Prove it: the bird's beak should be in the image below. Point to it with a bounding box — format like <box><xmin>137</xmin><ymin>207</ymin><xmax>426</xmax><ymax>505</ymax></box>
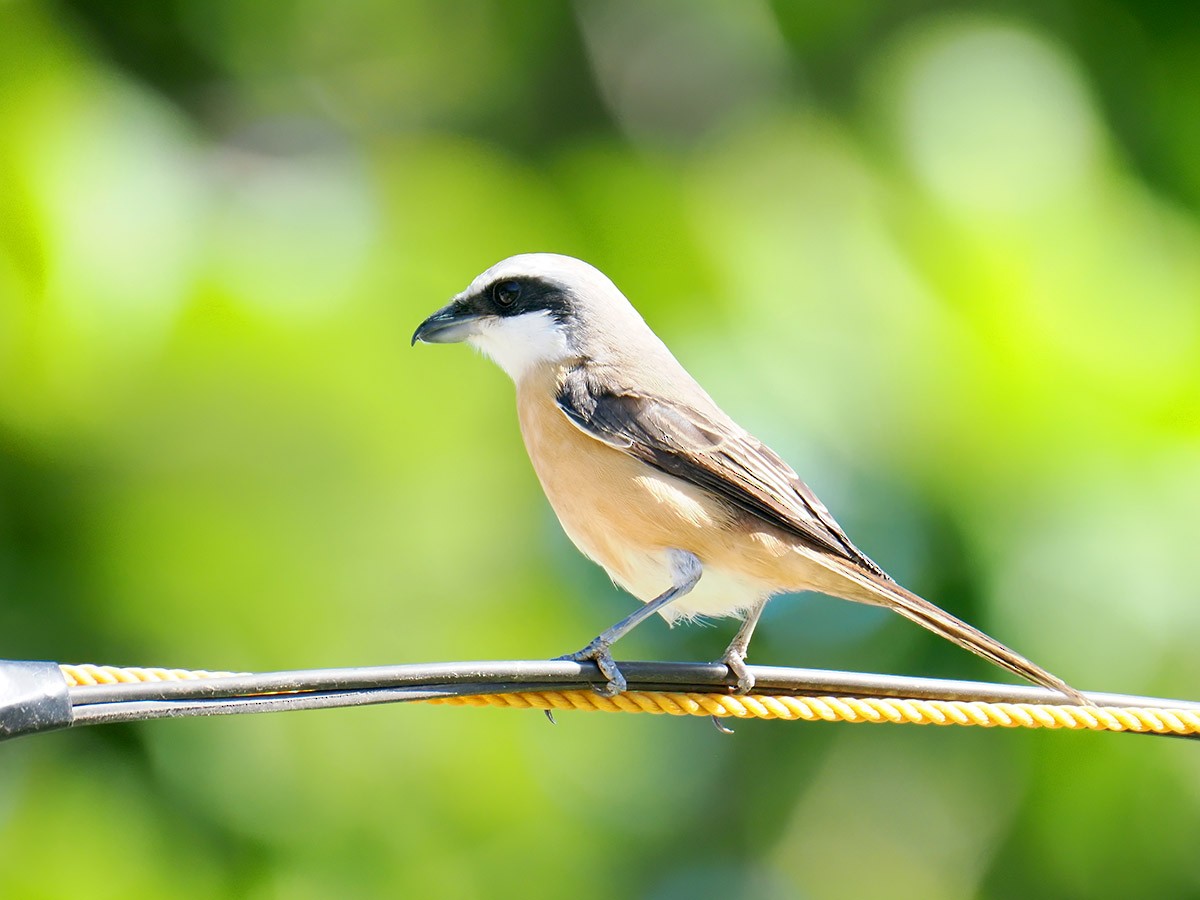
<box><xmin>411</xmin><ymin>300</ymin><xmax>484</xmax><ymax>346</ymax></box>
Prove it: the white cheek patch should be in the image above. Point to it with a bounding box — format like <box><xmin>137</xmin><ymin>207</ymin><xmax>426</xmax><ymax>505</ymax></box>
<box><xmin>468</xmin><ymin>311</ymin><xmax>572</xmax><ymax>381</ymax></box>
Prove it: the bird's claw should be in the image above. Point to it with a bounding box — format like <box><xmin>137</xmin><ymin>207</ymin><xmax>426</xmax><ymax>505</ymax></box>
<box><xmin>558</xmin><ymin>639</ymin><xmax>627</xmax><ymax>696</ymax></box>
<box><xmin>711</xmin><ymin>714</ymin><xmax>735</xmax><ymax>734</ymax></box>
<box><xmin>720</xmin><ymin>648</ymin><xmax>755</xmax><ymax>694</ymax></box>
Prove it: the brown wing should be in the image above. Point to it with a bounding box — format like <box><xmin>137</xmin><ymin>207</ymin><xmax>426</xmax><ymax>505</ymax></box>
<box><xmin>555</xmin><ymin>367</ymin><xmax>889</xmax><ymax>578</ymax></box>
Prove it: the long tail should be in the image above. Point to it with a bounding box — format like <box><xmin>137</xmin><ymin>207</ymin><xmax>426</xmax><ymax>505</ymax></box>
<box><xmin>825</xmin><ymin>558</ymin><xmax>1090</xmax><ymax>706</ymax></box>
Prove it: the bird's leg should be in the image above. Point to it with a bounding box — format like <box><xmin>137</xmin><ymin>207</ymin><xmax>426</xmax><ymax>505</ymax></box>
<box><xmin>719</xmin><ymin>599</ymin><xmax>768</xmax><ymax>694</ymax></box>
<box><xmin>559</xmin><ymin>550</ymin><xmax>702</xmax><ymax>697</ymax></box>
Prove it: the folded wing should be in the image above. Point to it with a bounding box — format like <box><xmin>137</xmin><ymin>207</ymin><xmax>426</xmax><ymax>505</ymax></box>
<box><xmin>555</xmin><ymin>366</ymin><xmax>886</xmax><ymax>576</ymax></box>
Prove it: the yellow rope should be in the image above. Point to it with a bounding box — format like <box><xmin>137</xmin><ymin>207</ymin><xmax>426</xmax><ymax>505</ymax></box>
<box><xmin>59</xmin><ymin>664</ymin><xmax>1200</xmax><ymax>736</ymax></box>
<box><xmin>427</xmin><ymin>691</ymin><xmax>1200</xmax><ymax>735</ymax></box>
<box><xmin>60</xmin><ymin>663</ymin><xmax>241</xmax><ymax>686</ymax></box>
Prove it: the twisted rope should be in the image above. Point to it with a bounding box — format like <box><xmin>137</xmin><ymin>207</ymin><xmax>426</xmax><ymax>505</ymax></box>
<box><xmin>427</xmin><ymin>691</ymin><xmax>1200</xmax><ymax>734</ymax></box>
<box><xmin>61</xmin><ymin>663</ymin><xmax>241</xmax><ymax>686</ymax></box>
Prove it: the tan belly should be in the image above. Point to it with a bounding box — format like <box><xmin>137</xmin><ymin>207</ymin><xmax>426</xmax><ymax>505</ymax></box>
<box><xmin>514</xmin><ymin>369</ymin><xmax>850</xmax><ymax>620</ymax></box>
<box><xmin>517</xmin><ymin>373</ymin><xmax>717</xmax><ymax>584</ymax></box>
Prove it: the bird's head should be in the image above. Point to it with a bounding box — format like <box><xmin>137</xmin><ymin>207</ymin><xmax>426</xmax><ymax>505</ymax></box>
<box><xmin>412</xmin><ymin>253</ymin><xmax>652</xmax><ymax>381</ymax></box>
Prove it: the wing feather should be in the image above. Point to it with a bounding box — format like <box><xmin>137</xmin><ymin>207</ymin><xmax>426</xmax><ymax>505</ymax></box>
<box><xmin>556</xmin><ymin>367</ymin><xmax>887</xmax><ymax>577</ymax></box>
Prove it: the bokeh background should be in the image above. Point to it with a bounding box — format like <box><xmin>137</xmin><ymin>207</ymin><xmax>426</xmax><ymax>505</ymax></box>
<box><xmin>2</xmin><ymin>1</ymin><xmax>1199</xmax><ymax>897</ymax></box>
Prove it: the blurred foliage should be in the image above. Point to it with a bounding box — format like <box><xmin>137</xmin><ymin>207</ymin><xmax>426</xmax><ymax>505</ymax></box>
<box><xmin>1</xmin><ymin>1</ymin><xmax>1199</xmax><ymax>897</ymax></box>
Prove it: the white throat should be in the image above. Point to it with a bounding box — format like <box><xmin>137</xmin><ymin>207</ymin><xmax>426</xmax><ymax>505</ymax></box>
<box><xmin>467</xmin><ymin>311</ymin><xmax>572</xmax><ymax>382</ymax></box>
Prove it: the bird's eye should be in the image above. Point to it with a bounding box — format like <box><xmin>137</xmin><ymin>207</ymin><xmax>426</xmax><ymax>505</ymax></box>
<box><xmin>493</xmin><ymin>280</ymin><xmax>522</xmax><ymax>308</ymax></box>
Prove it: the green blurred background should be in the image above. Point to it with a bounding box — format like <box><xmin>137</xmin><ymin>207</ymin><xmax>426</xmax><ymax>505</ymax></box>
<box><xmin>2</xmin><ymin>1</ymin><xmax>1199</xmax><ymax>897</ymax></box>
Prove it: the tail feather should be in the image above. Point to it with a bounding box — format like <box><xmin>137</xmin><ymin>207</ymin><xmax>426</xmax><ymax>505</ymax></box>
<box><xmin>826</xmin><ymin>559</ymin><xmax>1090</xmax><ymax>706</ymax></box>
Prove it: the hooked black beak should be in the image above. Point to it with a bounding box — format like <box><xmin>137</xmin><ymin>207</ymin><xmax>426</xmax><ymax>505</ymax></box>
<box><xmin>411</xmin><ymin>301</ymin><xmax>484</xmax><ymax>346</ymax></box>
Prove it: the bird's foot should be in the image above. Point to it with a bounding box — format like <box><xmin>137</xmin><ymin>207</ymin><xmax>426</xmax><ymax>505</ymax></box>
<box><xmin>719</xmin><ymin>647</ymin><xmax>755</xmax><ymax>694</ymax></box>
<box><xmin>557</xmin><ymin>638</ymin><xmax>627</xmax><ymax>696</ymax></box>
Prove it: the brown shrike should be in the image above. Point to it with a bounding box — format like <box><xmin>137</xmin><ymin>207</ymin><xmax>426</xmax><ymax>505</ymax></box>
<box><xmin>413</xmin><ymin>253</ymin><xmax>1085</xmax><ymax>704</ymax></box>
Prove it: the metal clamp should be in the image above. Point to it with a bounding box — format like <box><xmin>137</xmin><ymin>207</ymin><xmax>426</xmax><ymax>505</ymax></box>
<box><xmin>0</xmin><ymin>660</ymin><xmax>72</xmax><ymax>741</ymax></box>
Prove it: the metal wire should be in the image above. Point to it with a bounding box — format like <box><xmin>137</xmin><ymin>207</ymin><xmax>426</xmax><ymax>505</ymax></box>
<box><xmin>69</xmin><ymin>685</ymin><xmax>521</xmax><ymax>728</ymax></box>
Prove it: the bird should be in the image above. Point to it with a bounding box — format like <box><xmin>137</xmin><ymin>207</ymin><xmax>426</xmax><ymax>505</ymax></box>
<box><xmin>412</xmin><ymin>253</ymin><xmax>1086</xmax><ymax>704</ymax></box>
